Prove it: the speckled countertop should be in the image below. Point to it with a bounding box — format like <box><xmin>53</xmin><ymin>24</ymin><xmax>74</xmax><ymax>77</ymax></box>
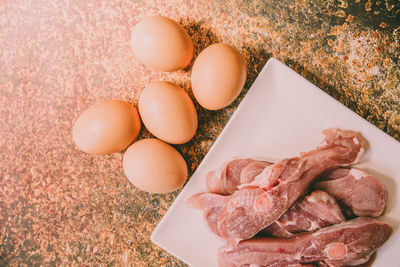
<box><xmin>0</xmin><ymin>0</ymin><xmax>399</xmax><ymax>266</ymax></box>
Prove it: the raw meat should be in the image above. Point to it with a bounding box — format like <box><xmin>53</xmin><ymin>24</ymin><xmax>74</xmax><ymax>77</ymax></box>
<box><xmin>206</xmin><ymin>158</ymin><xmax>256</xmax><ymax>195</ymax></box>
<box><xmin>205</xmin><ymin>158</ymin><xmax>271</xmax><ymax>194</ymax></box>
<box><xmin>240</xmin><ymin>160</ymin><xmax>271</xmax><ymax>184</ymax></box>
<box><xmin>314</xmin><ymin>168</ymin><xmax>387</xmax><ymax>217</ymax></box>
<box><xmin>316</xmin><ymin>253</ymin><xmax>376</xmax><ymax>267</ymax></box>
<box><xmin>270</xmin><ymin>264</ymin><xmax>316</xmax><ymax>267</ymax></box>
<box><xmin>262</xmin><ymin>190</ymin><xmax>345</xmax><ymax>237</ymax></box>
<box><xmin>189</xmin><ymin>190</ymin><xmax>344</xmax><ymax>239</ymax></box>
<box><xmin>187</xmin><ymin>192</ymin><xmax>227</xmax><ymax>237</ymax></box>
<box><xmin>218</xmin><ymin>217</ymin><xmax>392</xmax><ymax>267</ymax></box>
<box><xmin>189</xmin><ymin>129</ymin><xmax>364</xmax><ymax>244</ymax></box>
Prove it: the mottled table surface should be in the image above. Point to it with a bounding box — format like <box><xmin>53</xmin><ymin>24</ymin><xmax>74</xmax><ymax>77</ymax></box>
<box><xmin>1</xmin><ymin>0</ymin><xmax>399</xmax><ymax>266</ymax></box>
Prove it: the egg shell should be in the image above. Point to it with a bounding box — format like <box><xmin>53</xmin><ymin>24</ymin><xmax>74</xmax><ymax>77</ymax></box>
<box><xmin>138</xmin><ymin>81</ymin><xmax>198</xmax><ymax>144</ymax></box>
<box><xmin>72</xmin><ymin>100</ymin><xmax>141</xmax><ymax>154</ymax></box>
<box><xmin>123</xmin><ymin>138</ymin><xmax>188</xmax><ymax>194</ymax></box>
<box><xmin>191</xmin><ymin>43</ymin><xmax>247</xmax><ymax>110</ymax></box>
<box><xmin>131</xmin><ymin>15</ymin><xmax>194</xmax><ymax>72</ymax></box>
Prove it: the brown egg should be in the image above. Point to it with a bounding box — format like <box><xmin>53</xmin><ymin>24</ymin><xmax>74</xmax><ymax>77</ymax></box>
<box><xmin>123</xmin><ymin>138</ymin><xmax>188</xmax><ymax>194</ymax></box>
<box><xmin>72</xmin><ymin>100</ymin><xmax>141</xmax><ymax>154</ymax></box>
<box><xmin>139</xmin><ymin>81</ymin><xmax>197</xmax><ymax>144</ymax></box>
<box><xmin>191</xmin><ymin>43</ymin><xmax>247</xmax><ymax>110</ymax></box>
<box><xmin>131</xmin><ymin>15</ymin><xmax>194</xmax><ymax>72</ymax></box>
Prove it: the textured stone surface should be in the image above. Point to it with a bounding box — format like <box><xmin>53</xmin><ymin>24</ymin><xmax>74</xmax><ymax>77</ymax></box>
<box><xmin>0</xmin><ymin>0</ymin><xmax>399</xmax><ymax>266</ymax></box>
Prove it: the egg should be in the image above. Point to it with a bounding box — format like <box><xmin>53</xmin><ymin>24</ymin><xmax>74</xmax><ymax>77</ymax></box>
<box><xmin>123</xmin><ymin>138</ymin><xmax>187</xmax><ymax>194</ymax></box>
<box><xmin>191</xmin><ymin>43</ymin><xmax>247</xmax><ymax>110</ymax></box>
<box><xmin>131</xmin><ymin>15</ymin><xmax>194</xmax><ymax>72</ymax></box>
<box><xmin>139</xmin><ymin>81</ymin><xmax>197</xmax><ymax>144</ymax></box>
<box><xmin>72</xmin><ymin>100</ymin><xmax>141</xmax><ymax>154</ymax></box>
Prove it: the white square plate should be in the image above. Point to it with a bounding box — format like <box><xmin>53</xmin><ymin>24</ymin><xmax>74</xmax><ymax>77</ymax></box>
<box><xmin>151</xmin><ymin>58</ymin><xmax>400</xmax><ymax>267</ymax></box>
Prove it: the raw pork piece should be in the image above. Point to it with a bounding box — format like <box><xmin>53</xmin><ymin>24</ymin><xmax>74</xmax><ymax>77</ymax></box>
<box><xmin>187</xmin><ymin>192</ymin><xmax>227</xmax><ymax>237</ymax></box>
<box><xmin>269</xmin><ymin>264</ymin><xmax>316</xmax><ymax>267</ymax></box>
<box><xmin>188</xmin><ymin>129</ymin><xmax>364</xmax><ymax>244</ymax></box>
<box><xmin>316</xmin><ymin>253</ymin><xmax>376</xmax><ymax>267</ymax></box>
<box><xmin>188</xmin><ymin>189</ymin><xmax>345</xmax><ymax>239</ymax></box>
<box><xmin>314</xmin><ymin>168</ymin><xmax>387</xmax><ymax>217</ymax></box>
<box><xmin>218</xmin><ymin>217</ymin><xmax>392</xmax><ymax>267</ymax></box>
<box><xmin>206</xmin><ymin>158</ymin><xmax>256</xmax><ymax>195</ymax></box>
<box><xmin>261</xmin><ymin>190</ymin><xmax>345</xmax><ymax>237</ymax></box>
<box><xmin>206</xmin><ymin>158</ymin><xmax>271</xmax><ymax>194</ymax></box>
<box><xmin>240</xmin><ymin>160</ymin><xmax>272</xmax><ymax>184</ymax></box>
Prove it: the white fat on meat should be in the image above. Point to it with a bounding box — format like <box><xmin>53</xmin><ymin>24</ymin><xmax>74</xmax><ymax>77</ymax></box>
<box><xmin>306</xmin><ymin>190</ymin><xmax>332</xmax><ymax>203</ymax></box>
<box><xmin>348</xmin><ymin>168</ymin><xmax>366</xmax><ymax>180</ymax></box>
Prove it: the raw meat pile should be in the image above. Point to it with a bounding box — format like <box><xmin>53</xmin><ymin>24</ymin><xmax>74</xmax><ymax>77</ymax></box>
<box><xmin>187</xmin><ymin>129</ymin><xmax>392</xmax><ymax>267</ymax></box>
